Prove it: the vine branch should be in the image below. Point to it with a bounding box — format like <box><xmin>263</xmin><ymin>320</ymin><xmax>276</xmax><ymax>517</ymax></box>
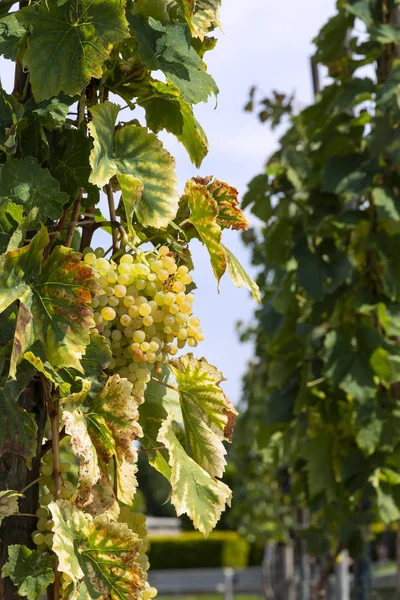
<box><xmin>106</xmin><ymin>182</ymin><xmax>119</xmax><ymax>255</ymax></box>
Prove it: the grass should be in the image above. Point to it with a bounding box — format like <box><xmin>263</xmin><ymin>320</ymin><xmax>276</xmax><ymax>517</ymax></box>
<box><xmin>373</xmin><ymin>561</ymin><xmax>396</xmax><ymax>576</ymax></box>
<box><xmin>158</xmin><ymin>596</ymin><xmax>261</xmax><ymax>600</ymax></box>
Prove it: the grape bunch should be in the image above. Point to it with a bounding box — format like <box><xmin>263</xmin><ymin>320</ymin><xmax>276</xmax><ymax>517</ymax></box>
<box><xmin>32</xmin><ymin>452</ymin><xmax>73</xmax><ymax>551</ymax></box>
<box><xmin>84</xmin><ymin>246</ymin><xmax>204</xmax><ymax>398</ymax></box>
<box><xmin>118</xmin><ymin>507</ymin><xmax>157</xmax><ymax>600</ymax></box>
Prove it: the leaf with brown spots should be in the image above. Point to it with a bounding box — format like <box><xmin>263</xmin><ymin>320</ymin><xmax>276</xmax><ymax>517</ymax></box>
<box><xmin>49</xmin><ymin>500</ymin><xmax>146</xmax><ymax>600</ymax></box>
<box><xmin>0</xmin><ymin>226</ymin><xmax>99</xmax><ymax>377</ymax></box>
<box><xmin>86</xmin><ymin>376</ymin><xmax>143</xmax><ymax>506</ymax></box>
<box><xmin>62</xmin><ymin>376</ymin><xmax>142</xmax><ymax>509</ymax></box>
<box><xmin>170</xmin><ymin>353</ymin><xmax>238</xmax><ymax>479</ymax></box>
<box><xmin>194</xmin><ymin>176</ymin><xmax>250</xmax><ymax>231</ymax></box>
<box><xmin>185</xmin><ymin>178</ymin><xmax>227</xmax><ymax>282</ymax></box>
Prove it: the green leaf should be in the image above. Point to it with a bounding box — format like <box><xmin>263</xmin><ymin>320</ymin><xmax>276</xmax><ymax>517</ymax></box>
<box><xmin>313</xmin><ymin>10</ymin><xmax>354</xmax><ymax>64</ymax></box>
<box><xmin>24</xmin><ymin>348</ymin><xmax>71</xmax><ymax>397</ymax></box>
<box><xmin>49</xmin><ymin>127</ymin><xmax>98</xmax><ymax>203</ymax></box>
<box><xmin>89</xmin><ymin>101</ymin><xmax>179</xmax><ymax>228</ymax></box>
<box><xmin>0</xmin><ymin>157</ymin><xmax>69</xmax><ymax>224</ymax></box>
<box><xmin>0</xmin><ymin>201</ymin><xmax>24</xmax><ymax>253</ymax></box>
<box><xmin>0</xmin><ymin>362</ymin><xmax>38</xmax><ymax>466</ymax></box>
<box><xmin>170</xmin><ymin>354</ymin><xmax>237</xmax><ymax>478</ymax></box>
<box><xmin>223</xmin><ymin>244</ymin><xmax>261</xmax><ymax>303</ymax></box>
<box><xmin>50</xmin><ymin>500</ymin><xmax>146</xmax><ymax>599</ymax></box>
<box><xmin>301</xmin><ymin>434</ymin><xmax>336</xmax><ymax>502</ymax></box>
<box><xmin>0</xmin><ymin>490</ymin><xmax>23</xmax><ymax>525</ymax></box>
<box><xmin>370</xmin><ymin>347</ymin><xmax>392</xmax><ymax>381</ymax></box>
<box><xmin>185</xmin><ymin>178</ymin><xmax>226</xmax><ymax>282</ymax></box>
<box><xmin>377</xmin><ymin>302</ymin><xmax>400</xmax><ymax>337</ymax></box>
<box><xmin>324</xmin><ymin>329</ymin><xmax>376</xmax><ymax>403</ymax></box>
<box><xmin>373</xmin><ymin>187</ymin><xmax>400</xmax><ymax>221</ymax></box>
<box><xmin>17</xmin><ymin>0</ymin><xmax>129</xmax><ymax>101</ymax></box>
<box><xmin>0</xmin><ymin>81</ymin><xmax>23</xmax><ymax>152</ymax></box>
<box><xmin>356</xmin><ymin>419</ymin><xmax>383</xmax><ymax>456</ymax></box>
<box><xmin>139</xmin><ymin>80</ymin><xmax>208</xmax><ymax>167</ymax></box>
<box><xmin>7</xmin><ymin>208</ymin><xmax>40</xmax><ymax>252</ymax></box>
<box><xmin>133</xmin><ymin>0</ymin><xmax>169</xmax><ymax>22</ymax></box>
<box><xmin>32</xmin><ymin>98</ymin><xmax>70</xmax><ymax>131</ymax></box>
<box><xmin>157</xmin><ymin>415</ymin><xmax>232</xmax><ymax>536</ymax></box>
<box><xmin>2</xmin><ymin>546</ymin><xmax>55</xmax><ymax>600</ymax></box>
<box><xmin>0</xmin><ymin>13</ymin><xmax>25</xmax><ymax>60</ymax></box>
<box><xmin>129</xmin><ymin>16</ymin><xmax>218</xmax><ymax>104</ymax></box>
<box><xmin>371</xmin><ymin>24</ymin><xmax>400</xmax><ymax>44</ymax></box>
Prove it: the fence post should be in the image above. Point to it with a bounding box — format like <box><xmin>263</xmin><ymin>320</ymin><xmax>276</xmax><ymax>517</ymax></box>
<box><xmin>224</xmin><ymin>567</ymin><xmax>235</xmax><ymax>600</ymax></box>
<box><xmin>335</xmin><ymin>551</ymin><xmax>350</xmax><ymax>600</ymax></box>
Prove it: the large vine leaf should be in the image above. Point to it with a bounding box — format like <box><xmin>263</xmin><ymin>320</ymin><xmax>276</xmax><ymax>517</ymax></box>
<box><xmin>0</xmin><ymin>361</ymin><xmax>38</xmax><ymax>466</ymax></box>
<box><xmin>139</xmin><ymin>80</ymin><xmax>209</xmax><ymax>167</ymax></box>
<box><xmin>157</xmin><ymin>416</ymin><xmax>232</xmax><ymax>536</ymax></box>
<box><xmin>86</xmin><ymin>375</ymin><xmax>142</xmax><ymax>505</ymax></box>
<box><xmin>2</xmin><ymin>546</ymin><xmax>55</xmax><ymax>600</ymax></box>
<box><xmin>0</xmin><ymin>490</ymin><xmax>23</xmax><ymax>525</ymax></box>
<box><xmin>89</xmin><ymin>101</ymin><xmax>179</xmax><ymax>228</ymax></box>
<box><xmin>17</xmin><ymin>0</ymin><xmax>130</xmax><ymax>102</ymax></box>
<box><xmin>50</xmin><ymin>500</ymin><xmax>145</xmax><ymax>599</ymax></box>
<box><xmin>0</xmin><ymin>157</ymin><xmax>69</xmax><ymax>224</ymax></box>
<box><xmin>223</xmin><ymin>244</ymin><xmax>261</xmax><ymax>303</ymax></box>
<box><xmin>0</xmin><ymin>227</ymin><xmax>98</xmax><ymax>377</ymax></box>
<box><xmin>170</xmin><ymin>354</ymin><xmax>237</xmax><ymax>478</ymax></box>
<box><xmin>129</xmin><ymin>16</ymin><xmax>218</xmax><ymax>104</ymax></box>
<box><xmin>49</xmin><ymin>127</ymin><xmax>99</xmax><ymax>203</ymax></box>
<box><xmin>62</xmin><ymin>376</ymin><xmax>142</xmax><ymax>507</ymax></box>
<box><xmin>185</xmin><ymin>178</ymin><xmax>227</xmax><ymax>282</ymax></box>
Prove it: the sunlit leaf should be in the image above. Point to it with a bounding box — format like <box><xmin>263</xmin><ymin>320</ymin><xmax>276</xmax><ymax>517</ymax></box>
<box><xmin>158</xmin><ymin>416</ymin><xmax>232</xmax><ymax>536</ymax></box>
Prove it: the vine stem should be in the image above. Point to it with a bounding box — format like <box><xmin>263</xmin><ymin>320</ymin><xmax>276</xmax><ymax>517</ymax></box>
<box><xmin>106</xmin><ymin>182</ymin><xmax>119</xmax><ymax>255</ymax></box>
<box><xmin>150</xmin><ymin>376</ymin><xmax>178</xmax><ymax>392</ymax></box>
<box><xmin>64</xmin><ymin>190</ymin><xmax>82</xmax><ymax>248</ymax></box>
<box><xmin>40</xmin><ymin>375</ymin><xmax>62</xmax><ymax>600</ymax></box>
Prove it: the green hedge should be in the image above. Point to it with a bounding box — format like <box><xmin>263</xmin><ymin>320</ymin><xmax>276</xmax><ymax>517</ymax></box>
<box><xmin>148</xmin><ymin>531</ymin><xmax>249</xmax><ymax>569</ymax></box>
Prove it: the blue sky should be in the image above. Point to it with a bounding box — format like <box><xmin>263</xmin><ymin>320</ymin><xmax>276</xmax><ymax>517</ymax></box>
<box><xmin>0</xmin><ymin>0</ymin><xmax>335</xmax><ymax>404</ymax></box>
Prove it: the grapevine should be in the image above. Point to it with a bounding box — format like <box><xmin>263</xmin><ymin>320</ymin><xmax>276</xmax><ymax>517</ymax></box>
<box><xmin>0</xmin><ymin>0</ymin><xmax>259</xmax><ymax>598</ymax></box>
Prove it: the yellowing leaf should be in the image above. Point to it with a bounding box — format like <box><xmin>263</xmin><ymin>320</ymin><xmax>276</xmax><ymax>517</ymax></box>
<box><xmin>222</xmin><ymin>244</ymin><xmax>261</xmax><ymax>303</ymax></box>
<box><xmin>63</xmin><ymin>376</ymin><xmax>142</xmax><ymax>508</ymax></box>
<box><xmin>88</xmin><ymin>101</ymin><xmax>179</xmax><ymax>228</ymax></box>
<box><xmin>194</xmin><ymin>176</ymin><xmax>250</xmax><ymax>231</ymax></box>
<box><xmin>50</xmin><ymin>500</ymin><xmax>146</xmax><ymax>600</ymax></box>
<box><xmin>157</xmin><ymin>416</ymin><xmax>232</xmax><ymax>536</ymax></box>
<box><xmin>0</xmin><ymin>490</ymin><xmax>23</xmax><ymax>525</ymax></box>
<box><xmin>170</xmin><ymin>354</ymin><xmax>237</xmax><ymax>478</ymax></box>
<box><xmin>185</xmin><ymin>178</ymin><xmax>227</xmax><ymax>282</ymax></box>
<box><xmin>192</xmin><ymin>0</ymin><xmax>222</xmax><ymax>39</ymax></box>
<box><xmin>87</xmin><ymin>376</ymin><xmax>143</xmax><ymax>505</ymax></box>
<box><xmin>62</xmin><ymin>390</ymin><xmax>101</xmax><ymax>507</ymax></box>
